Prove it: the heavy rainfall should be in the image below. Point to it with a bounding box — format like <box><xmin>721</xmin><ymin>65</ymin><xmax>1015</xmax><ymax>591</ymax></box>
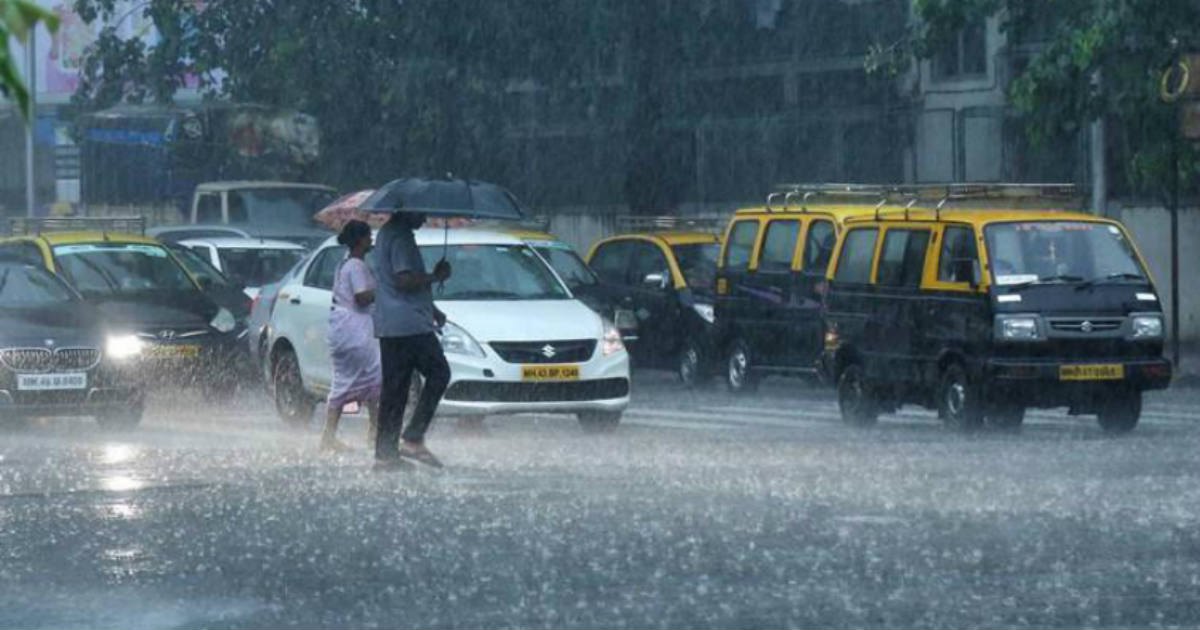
<box><xmin>1</xmin><ymin>1</ymin><xmax>1200</xmax><ymax>628</ymax></box>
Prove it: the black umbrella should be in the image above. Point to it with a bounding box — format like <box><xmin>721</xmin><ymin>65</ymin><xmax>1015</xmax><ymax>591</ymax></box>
<box><xmin>357</xmin><ymin>176</ymin><xmax>525</xmax><ymax>221</ymax></box>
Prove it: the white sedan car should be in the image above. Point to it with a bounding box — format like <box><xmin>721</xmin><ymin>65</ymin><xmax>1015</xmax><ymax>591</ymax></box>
<box><xmin>178</xmin><ymin>237</ymin><xmax>308</xmax><ymax>299</ymax></box>
<box><xmin>264</xmin><ymin>228</ymin><xmax>630</xmax><ymax>430</ymax></box>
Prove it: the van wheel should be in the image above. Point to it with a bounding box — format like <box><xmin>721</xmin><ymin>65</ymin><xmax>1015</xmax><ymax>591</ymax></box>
<box><xmin>939</xmin><ymin>362</ymin><xmax>983</xmax><ymax>431</ymax></box>
<box><xmin>274</xmin><ymin>349</ymin><xmax>315</xmax><ymax>427</ymax></box>
<box><xmin>837</xmin><ymin>363</ymin><xmax>878</xmax><ymax>427</ymax></box>
<box><xmin>578</xmin><ymin>411</ymin><xmax>622</xmax><ymax>432</ymax></box>
<box><xmin>678</xmin><ymin>340</ymin><xmax>710</xmax><ymax>388</ymax></box>
<box><xmin>987</xmin><ymin>404</ymin><xmax>1025</xmax><ymax>430</ymax></box>
<box><xmin>1097</xmin><ymin>390</ymin><xmax>1141</xmax><ymax>434</ymax></box>
<box><xmin>725</xmin><ymin>339</ymin><xmax>760</xmax><ymax>394</ymax></box>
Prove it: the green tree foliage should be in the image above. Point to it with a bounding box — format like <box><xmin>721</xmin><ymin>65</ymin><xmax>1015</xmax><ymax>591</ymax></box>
<box><xmin>1</xmin><ymin>0</ymin><xmax>58</xmax><ymax>118</ymax></box>
<box><xmin>910</xmin><ymin>0</ymin><xmax>1200</xmax><ymax>200</ymax></box>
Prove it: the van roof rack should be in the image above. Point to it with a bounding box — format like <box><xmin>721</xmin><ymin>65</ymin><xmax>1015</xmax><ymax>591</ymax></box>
<box><xmin>771</xmin><ymin>182</ymin><xmax>1082</xmax><ymax>216</ymax></box>
<box><xmin>614</xmin><ymin>215</ymin><xmax>727</xmax><ymax>233</ymax></box>
<box><xmin>6</xmin><ymin>216</ymin><xmax>147</xmax><ymax>237</ymax></box>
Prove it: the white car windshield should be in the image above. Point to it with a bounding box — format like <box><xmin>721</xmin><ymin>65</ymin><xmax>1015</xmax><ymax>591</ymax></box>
<box><xmin>419</xmin><ymin>244</ymin><xmax>570</xmax><ymax>301</ymax></box>
<box><xmin>984</xmin><ymin>221</ymin><xmax>1147</xmax><ymax>287</ymax></box>
<box><xmin>53</xmin><ymin>243</ymin><xmax>196</xmax><ymax>297</ymax></box>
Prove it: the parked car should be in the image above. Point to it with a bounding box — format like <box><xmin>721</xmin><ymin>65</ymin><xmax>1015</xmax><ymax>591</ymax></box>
<box><xmin>189</xmin><ymin>181</ymin><xmax>337</xmax><ymax>247</ymax></box>
<box><xmin>0</xmin><ymin>259</ymin><xmax>145</xmax><ymax>427</ymax></box>
<box><xmin>264</xmin><ymin>228</ymin><xmax>630</xmax><ymax>429</ymax></box>
<box><xmin>586</xmin><ymin>224</ymin><xmax>720</xmax><ymax>386</ymax></box>
<box><xmin>508</xmin><ymin>228</ymin><xmax>637</xmax><ymax>342</ymax></box>
<box><xmin>178</xmin><ymin>237</ymin><xmax>307</xmax><ymax>298</ymax></box>
<box><xmin>822</xmin><ymin>184</ymin><xmax>1172</xmax><ymax>433</ymax></box>
<box><xmin>712</xmin><ymin>192</ymin><xmax>876</xmax><ymax>393</ymax></box>
<box><xmin>0</xmin><ymin>219</ymin><xmax>248</xmax><ymax>397</ymax></box>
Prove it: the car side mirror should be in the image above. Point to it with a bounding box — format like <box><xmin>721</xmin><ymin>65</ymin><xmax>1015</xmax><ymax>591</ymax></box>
<box><xmin>643</xmin><ymin>272</ymin><xmax>669</xmax><ymax>290</ymax></box>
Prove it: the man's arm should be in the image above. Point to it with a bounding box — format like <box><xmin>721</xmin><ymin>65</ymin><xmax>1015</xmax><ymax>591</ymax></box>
<box><xmin>394</xmin><ymin>258</ymin><xmax>450</xmax><ymax>292</ymax></box>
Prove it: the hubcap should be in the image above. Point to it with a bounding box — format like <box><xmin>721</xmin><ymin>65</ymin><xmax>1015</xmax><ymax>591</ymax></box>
<box><xmin>681</xmin><ymin>347</ymin><xmax>698</xmax><ymax>382</ymax></box>
<box><xmin>729</xmin><ymin>349</ymin><xmax>747</xmax><ymax>388</ymax></box>
<box><xmin>946</xmin><ymin>381</ymin><xmax>966</xmax><ymax>416</ymax></box>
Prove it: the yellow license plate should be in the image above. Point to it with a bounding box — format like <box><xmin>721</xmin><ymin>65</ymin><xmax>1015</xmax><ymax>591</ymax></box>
<box><xmin>1059</xmin><ymin>363</ymin><xmax>1125</xmax><ymax>381</ymax></box>
<box><xmin>521</xmin><ymin>364</ymin><xmax>580</xmax><ymax>381</ymax></box>
<box><xmin>145</xmin><ymin>344</ymin><xmax>201</xmax><ymax>359</ymax></box>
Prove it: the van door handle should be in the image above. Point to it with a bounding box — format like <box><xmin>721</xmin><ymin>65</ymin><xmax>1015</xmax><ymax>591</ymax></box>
<box><xmin>290</xmin><ymin>296</ymin><xmax>302</xmax><ymax>305</ymax></box>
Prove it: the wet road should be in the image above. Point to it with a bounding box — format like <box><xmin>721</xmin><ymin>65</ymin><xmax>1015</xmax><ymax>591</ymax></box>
<box><xmin>4</xmin><ymin>375</ymin><xmax>1200</xmax><ymax>629</ymax></box>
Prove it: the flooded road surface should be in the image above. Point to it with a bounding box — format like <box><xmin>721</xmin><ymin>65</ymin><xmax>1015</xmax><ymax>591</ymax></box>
<box><xmin>3</xmin><ymin>376</ymin><xmax>1200</xmax><ymax>629</ymax></box>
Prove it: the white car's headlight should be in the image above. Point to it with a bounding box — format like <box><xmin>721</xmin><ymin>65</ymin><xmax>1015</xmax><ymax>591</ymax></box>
<box><xmin>440</xmin><ymin>321</ymin><xmax>485</xmax><ymax>357</ymax></box>
<box><xmin>997</xmin><ymin>315</ymin><xmax>1041</xmax><ymax>341</ymax></box>
<box><xmin>1131</xmin><ymin>315</ymin><xmax>1164</xmax><ymax>339</ymax></box>
<box><xmin>210</xmin><ymin>307</ymin><xmax>236</xmax><ymax>333</ymax></box>
<box><xmin>106</xmin><ymin>334</ymin><xmax>144</xmax><ymax>360</ymax></box>
<box><xmin>692</xmin><ymin>303</ymin><xmax>715</xmax><ymax>325</ymax></box>
<box><xmin>601</xmin><ymin>318</ymin><xmax>625</xmax><ymax>356</ymax></box>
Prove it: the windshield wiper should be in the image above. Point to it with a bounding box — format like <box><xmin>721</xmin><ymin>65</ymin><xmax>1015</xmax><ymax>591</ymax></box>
<box><xmin>1008</xmin><ymin>274</ymin><xmax>1085</xmax><ymax>290</ymax></box>
<box><xmin>1075</xmin><ymin>272</ymin><xmax>1147</xmax><ymax>291</ymax></box>
<box><xmin>445</xmin><ymin>289</ymin><xmax>523</xmax><ymax>300</ymax></box>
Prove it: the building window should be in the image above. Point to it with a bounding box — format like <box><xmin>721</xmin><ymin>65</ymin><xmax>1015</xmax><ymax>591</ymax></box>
<box><xmin>932</xmin><ymin>20</ymin><xmax>987</xmax><ymax>81</ymax></box>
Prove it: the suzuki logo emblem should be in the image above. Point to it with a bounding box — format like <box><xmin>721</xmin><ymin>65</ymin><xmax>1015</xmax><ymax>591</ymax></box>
<box><xmin>1081</xmin><ymin>321</ymin><xmax>1094</xmax><ymax>333</ymax></box>
<box><xmin>541</xmin><ymin>344</ymin><xmax>557</xmax><ymax>358</ymax></box>
<box><xmin>158</xmin><ymin>330</ymin><xmax>177</xmax><ymax>340</ymax></box>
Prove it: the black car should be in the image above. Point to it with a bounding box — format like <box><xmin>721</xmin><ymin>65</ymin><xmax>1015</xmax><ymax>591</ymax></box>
<box><xmin>0</xmin><ymin>261</ymin><xmax>144</xmax><ymax>427</ymax></box>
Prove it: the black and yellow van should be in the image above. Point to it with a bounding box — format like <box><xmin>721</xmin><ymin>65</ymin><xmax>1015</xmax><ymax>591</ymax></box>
<box><xmin>712</xmin><ymin>188</ymin><xmax>877</xmax><ymax>392</ymax></box>
<box><xmin>821</xmin><ymin>185</ymin><xmax>1172</xmax><ymax>433</ymax></box>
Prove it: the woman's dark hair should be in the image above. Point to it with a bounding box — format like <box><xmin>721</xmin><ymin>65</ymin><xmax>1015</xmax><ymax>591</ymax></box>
<box><xmin>337</xmin><ymin>219</ymin><xmax>372</xmax><ymax>246</ymax></box>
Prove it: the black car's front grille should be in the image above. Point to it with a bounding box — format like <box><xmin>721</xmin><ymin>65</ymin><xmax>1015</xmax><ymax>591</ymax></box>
<box><xmin>489</xmin><ymin>340</ymin><xmax>597</xmax><ymax>364</ymax></box>
<box><xmin>0</xmin><ymin>347</ymin><xmax>102</xmax><ymax>373</ymax></box>
<box><xmin>445</xmin><ymin>378</ymin><xmax>629</xmax><ymax>403</ymax></box>
<box><xmin>1049</xmin><ymin>318</ymin><xmax>1123</xmax><ymax>333</ymax></box>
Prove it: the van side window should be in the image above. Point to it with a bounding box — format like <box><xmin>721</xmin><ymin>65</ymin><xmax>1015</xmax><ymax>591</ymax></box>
<box><xmin>759</xmin><ymin>220</ymin><xmax>799</xmax><ymax>271</ymax></box>
<box><xmin>590</xmin><ymin>241</ymin><xmax>633</xmax><ymax>285</ymax></box>
<box><xmin>802</xmin><ymin>220</ymin><xmax>836</xmax><ymax>273</ymax></box>
<box><xmin>196</xmin><ymin>194</ymin><xmax>221</xmax><ymax>223</ymax></box>
<box><xmin>724</xmin><ymin>220</ymin><xmax>759</xmax><ymax>272</ymax></box>
<box><xmin>878</xmin><ymin>229</ymin><xmax>931</xmax><ymax>287</ymax></box>
<box><xmin>834</xmin><ymin>228</ymin><xmax>879</xmax><ymax>284</ymax></box>
<box><xmin>938</xmin><ymin>226</ymin><xmax>979</xmax><ymax>284</ymax></box>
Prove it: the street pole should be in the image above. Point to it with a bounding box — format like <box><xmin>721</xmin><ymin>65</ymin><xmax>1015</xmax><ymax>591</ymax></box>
<box><xmin>24</xmin><ymin>33</ymin><xmax>36</xmax><ymax>218</ymax></box>
<box><xmin>1170</xmin><ymin>139</ymin><xmax>1181</xmax><ymax>370</ymax></box>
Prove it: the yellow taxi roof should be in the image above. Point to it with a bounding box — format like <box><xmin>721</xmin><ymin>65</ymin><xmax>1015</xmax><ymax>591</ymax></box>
<box><xmin>842</xmin><ymin>207</ymin><xmax>1108</xmax><ymax>227</ymax></box>
<box><xmin>16</xmin><ymin>231</ymin><xmax>163</xmax><ymax>246</ymax></box>
<box><xmin>733</xmin><ymin>203</ymin><xmax>883</xmax><ymax>224</ymax></box>
<box><xmin>646</xmin><ymin>231</ymin><xmax>720</xmax><ymax>245</ymax></box>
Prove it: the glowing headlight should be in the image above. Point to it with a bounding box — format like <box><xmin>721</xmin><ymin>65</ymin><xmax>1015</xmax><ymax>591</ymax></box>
<box><xmin>439</xmin><ymin>321</ymin><xmax>485</xmax><ymax>357</ymax></box>
<box><xmin>1131</xmin><ymin>315</ymin><xmax>1164</xmax><ymax>339</ymax></box>
<box><xmin>692</xmin><ymin>303</ymin><xmax>715</xmax><ymax>325</ymax></box>
<box><xmin>106</xmin><ymin>334</ymin><xmax>144</xmax><ymax>360</ymax></box>
<box><xmin>210</xmin><ymin>307</ymin><xmax>236</xmax><ymax>334</ymax></box>
<box><xmin>602</xmin><ymin>318</ymin><xmax>625</xmax><ymax>356</ymax></box>
<box><xmin>997</xmin><ymin>315</ymin><xmax>1040</xmax><ymax>341</ymax></box>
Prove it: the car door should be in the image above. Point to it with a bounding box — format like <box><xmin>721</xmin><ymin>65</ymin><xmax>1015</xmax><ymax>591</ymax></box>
<box><xmin>588</xmin><ymin>238</ymin><xmax>636</xmax><ymax>312</ymax></box>
<box><xmin>715</xmin><ymin>218</ymin><xmax>762</xmax><ymax>350</ymax></box>
<box><xmin>276</xmin><ymin>245</ymin><xmax>343</xmax><ymax>391</ymax></box>
<box><xmin>872</xmin><ymin>227</ymin><xmax>932</xmax><ymax>382</ymax></box>
<box><xmin>750</xmin><ymin>217</ymin><xmax>800</xmax><ymax>366</ymax></box>
<box><xmin>829</xmin><ymin>227</ymin><xmax>881</xmax><ymax>374</ymax></box>
<box><xmin>624</xmin><ymin>240</ymin><xmax>677</xmax><ymax>364</ymax></box>
<box><xmin>793</xmin><ymin>218</ymin><xmax>837</xmax><ymax>366</ymax></box>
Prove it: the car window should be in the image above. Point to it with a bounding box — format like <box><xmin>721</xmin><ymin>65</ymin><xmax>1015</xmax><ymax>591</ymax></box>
<box><xmin>672</xmin><ymin>242</ymin><xmax>719</xmax><ymax>291</ymax></box>
<box><xmin>724</xmin><ymin>220</ymin><xmax>759</xmax><ymax>272</ymax></box>
<box><xmin>834</xmin><ymin>228</ymin><xmax>879</xmax><ymax>284</ymax></box>
<box><xmin>0</xmin><ymin>263</ymin><xmax>77</xmax><ymax>307</ymax></box>
<box><xmin>219</xmin><ymin>248</ymin><xmax>308</xmax><ymax>288</ymax></box>
<box><xmin>759</xmin><ymin>219</ymin><xmax>799</xmax><ymax>271</ymax></box>
<box><xmin>534</xmin><ymin>246</ymin><xmax>598</xmax><ymax>290</ymax></box>
<box><xmin>304</xmin><ymin>246</ymin><xmax>346</xmax><ymax>290</ymax></box>
<box><xmin>629</xmin><ymin>242</ymin><xmax>670</xmax><ymax>287</ymax></box>
<box><xmin>590</xmin><ymin>241</ymin><xmax>634</xmax><ymax>285</ymax></box>
<box><xmin>877</xmin><ymin>229</ymin><xmax>931</xmax><ymax>287</ymax></box>
<box><xmin>938</xmin><ymin>226</ymin><xmax>979</xmax><ymax>284</ymax></box>
<box><xmin>802</xmin><ymin>220</ymin><xmax>836</xmax><ymax>273</ymax></box>
<box><xmin>172</xmin><ymin>246</ymin><xmax>235</xmax><ymax>289</ymax></box>
<box><xmin>0</xmin><ymin>242</ymin><xmax>45</xmax><ymax>267</ymax></box>
<box><xmin>196</xmin><ymin>193</ymin><xmax>221</xmax><ymax>223</ymax></box>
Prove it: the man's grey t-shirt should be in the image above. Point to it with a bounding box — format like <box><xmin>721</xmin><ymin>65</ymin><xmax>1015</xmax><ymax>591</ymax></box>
<box><xmin>372</xmin><ymin>220</ymin><xmax>436</xmax><ymax>338</ymax></box>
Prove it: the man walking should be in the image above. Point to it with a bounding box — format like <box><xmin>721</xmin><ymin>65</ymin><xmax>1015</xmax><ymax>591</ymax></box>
<box><xmin>372</xmin><ymin>212</ymin><xmax>452</xmax><ymax>468</ymax></box>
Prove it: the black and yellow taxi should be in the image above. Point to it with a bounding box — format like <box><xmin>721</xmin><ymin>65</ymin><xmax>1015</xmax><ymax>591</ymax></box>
<box><xmin>713</xmin><ymin>189</ymin><xmax>877</xmax><ymax>392</ymax></box>
<box><xmin>586</xmin><ymin>219</ymin><xmax>721</xmax><ymax>385</ymax></box>
<box><xmin>0</xmin><ymin>218</ymin><xmax>248</xmax><ymax>396</ymax></box>
<box><xmin>821</xmin><ymin>185</ymin><xmax>1171</xmax><ymax>433</ymax></box>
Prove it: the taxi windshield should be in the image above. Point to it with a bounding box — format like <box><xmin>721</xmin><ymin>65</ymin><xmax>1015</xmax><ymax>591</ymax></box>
<box><xmin>984</xmin><ymin>221</ymin><xmax>1147</xmax><ymax>288</ymax></box>
<box><xmin>53</xmin><ymin>243</ymin><xmax>197</xmax><ymax>298</ymax></box>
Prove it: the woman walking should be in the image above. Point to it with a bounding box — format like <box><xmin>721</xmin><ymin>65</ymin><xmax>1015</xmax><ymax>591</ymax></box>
<box><xmin>321</xmin><ymin>220</ymin><xmax>381</xmax><ymax>452</ymax></box>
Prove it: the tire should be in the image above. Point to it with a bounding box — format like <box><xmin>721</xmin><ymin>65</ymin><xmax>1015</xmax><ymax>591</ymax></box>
<box><xmin>1097</xmin><ymin>390</ymin><xmax>1141</xmax><ymax>434</ymax></box>
<box><xmin>725</xmin><ymin>339</ymin><xmax>760</xmax><ymax>394</ymax></box>
<box><xmin>938</xmin><ymin>362</ymin><xmax>984</xmax><ymax>431</ymax></box>
<box><xmin>678</xmin><ymin>340</ymin><xmax>711</xmax><ymax>388</ymax></box>
<box><xmin>837</xmin><ymin>363</ymin><xmax>878</xmax><ymax>427</ymax></box>
<box><xmin>273</xmin><ymin>349</ymin><xmax>315</xmax><ymax>427</ymax></box>
<box><xmin>578</xmin><ymin>411</ymin><xmax>622</xmax><ymax>432</ymax></box>
<box><xmin>987</xmin><ymin>404</ymin><xmax>1025</xmax><ymax>430</ymax></box>
<box><xmin>97</xmin><ymin>402</ymin><xmax>144</xmax><ymax>429</ymax></box>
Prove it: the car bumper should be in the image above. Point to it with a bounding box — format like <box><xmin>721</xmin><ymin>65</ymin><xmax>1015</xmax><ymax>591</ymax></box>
<box><xmin>0</xmin><ymin>385</ymin><xmax>142</xmax><ymax>417</ymax></box>
<box><xmin>131</xmin><ymin>330</ymin><xmax>251</xmax><ymax>384</ymax></box>
<box><xmin>985</xmin><ymin>357</ymin><xmax>1173</xmax><ymax>398</ymax></box>
<box><xmin>439</xmin><ymin>349</ymin><xmax>631</xmax><ymax>416</ymax></box>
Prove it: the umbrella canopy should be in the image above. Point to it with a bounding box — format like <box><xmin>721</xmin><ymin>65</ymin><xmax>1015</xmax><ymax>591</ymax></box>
<box><xmin>357</xmin><ymin>177</ymin><xmax>525</xmax><ymax>221</ymax></box>
<box><xmin>313</xmin><ymin>189</ymin><xmax>390</xmax><ymax>231</ymax></box>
